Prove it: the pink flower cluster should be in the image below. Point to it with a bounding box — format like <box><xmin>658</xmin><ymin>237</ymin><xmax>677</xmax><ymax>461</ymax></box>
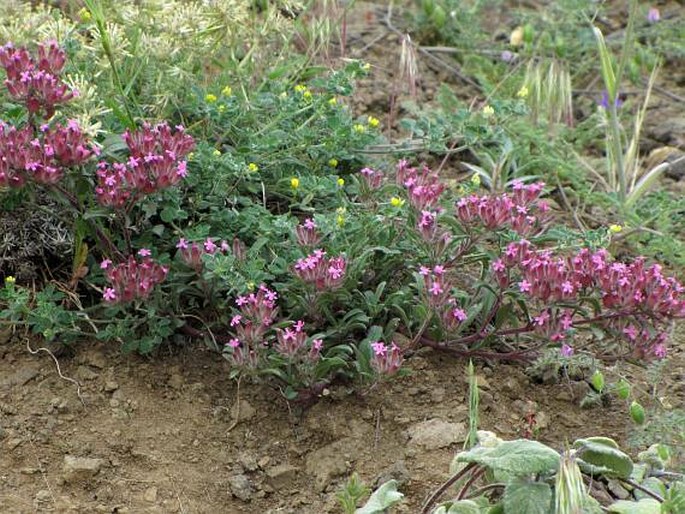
<box><xmin>295</xmin><ymin>218</ymin><xmax>321</xmax><ymax>247</ymax></box>
<box><xmin>101</xmin><ymin>250</ymin><xmax>169</xmax><ymax>303</ymax></box>
<box><xmin>231</xmin><ymin>285</ymin><xmax>279</xmax><ymax>345</ymax></box>
<box><xmin>396</xmin><ymin>160</ymin><xmax>446</xmax><ymax>210</ymax></box>
<box><xmin>359</xmin><ymin>167</ymin><xmax>383</xmax><ymax>190</ymax></box>
<box><xmin>419</xmin><ymin>264</ymin><xmax>469</xmax><ymax>332</ymax></box>
<box><xmin>496</xmin><ymin>240</ymin><xmax>685</xmax><ymax>356</ymax></box>
<box><xmin>176</xmin><ymin>237</ymin><xmax>231</xmax><ymax>272</ymax></box>
<box><xmin>275</xmin><ymin>320</ymin><xmax>323</xmax><ymax>361</ymax></box>
<box><xmin>0</xmin><ymin>120</ymin><xmax>93</xmax><ymax>188</ymax></box>
<box><xmin>456</xmin><ymin>180</ymin><xmax>549</xmax><ymax>235</ymax></box>
<box><xmin>95</xmin><ymin>123</ymin><xmax>194</xmax><ymax>207</ymax></box>
<box><xmin>293</xmin><ymin>249</ymin><xmax>347</xmax><ymax>290</ymax></box>
<box><xmin>0</xmin><ymin>41</ymin><xmax>75</xmax><ymax>118</ymax></box>
<box><xmin>370</xmin><ymin>341</ymin><xmax>403</xmax><ymax>376</ymax></box>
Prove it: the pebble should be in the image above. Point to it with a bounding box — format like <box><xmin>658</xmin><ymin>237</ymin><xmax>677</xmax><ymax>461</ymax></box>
<box><xmin>143</xmin><ymin>486</ymin><xmax>158</xmax><ymax>503</ymax></box>
<box><xmin>228</xmin><ymin>474</ymin><xmax>254</xmax><ymax>501</ymax></box>
<box><xmin>407</xmin><ymin>418</ymin><xmax>467</xmax><ymax>450</ymax></box>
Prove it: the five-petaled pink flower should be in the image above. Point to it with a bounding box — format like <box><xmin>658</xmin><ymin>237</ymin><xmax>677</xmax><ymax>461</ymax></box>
<box><xmin>103</xmin><ymin>287</ymin><xmax>117</xmax><ymax>302</ymax></box>
<box><xmin>137</xmin><ymin>248</ymin><xmax>152</xmax><ymax>257</ymax></box>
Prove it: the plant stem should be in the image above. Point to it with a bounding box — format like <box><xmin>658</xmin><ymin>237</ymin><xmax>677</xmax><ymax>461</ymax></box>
<box><xmin>421</xmin><ymin>462</ymin><xmax>478</xmax><ymax>514</ymax></box>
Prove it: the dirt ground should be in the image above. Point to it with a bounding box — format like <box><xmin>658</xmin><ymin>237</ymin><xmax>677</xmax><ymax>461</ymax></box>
<box><xmin>1</xmin><ymin>2</ymin><xmax>684</xmax><ymax>513</ymax></box>
<box><xmin>2</xmin><ymin>335</ymin><xmax>682</xmax><ymax>514</ymax></box>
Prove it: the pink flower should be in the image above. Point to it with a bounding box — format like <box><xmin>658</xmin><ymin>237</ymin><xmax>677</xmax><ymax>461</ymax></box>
<box><xmin>204</xmin><ymin>238</ymin><xmax>217</xmax><ymax>253</ymax></box>
<box><xmin>230</xmin><ymin>315</ymin><xmax>242</xmax><ymax>327</ymax></box>
<box><xmin>100</xmin><ymin>259</ymin><xmax>112</xmax><ymax>269</ymax></box>
<box><xmin>452</xmin><ymin>308</ymin><xmax>467</xmax><ymax>322</ymax></box>
<box><xmin>560</xmin><ymin>344</ymin><xmax>574</xmax><ymax>357</ymax></box>
<box><xmin>103</xmin><ymin>287</ymin><xmax>117</xmax><ymax>302</ymax></box>
<box><xmin>653</xmin><ymin>343</ymin><xmax>667</xmax><ymax>359</ymax></box>
<box><xmin>519</xmin><ymin>280</ymin><xmax>531</xmax><ymax>293</ymax></box>
<box><xmin>137</xmin><ymin>248</ymin><xmax>152</xmax><ymax>257</ymax></box>
<box><xmin>371</xmin><ymin>341</ymin><xmax>387</xmax><ymax>356</ymax></box>
<box><xmin>176</xmin><ymin>238</ymin><xmax>188</xmax><ymax>249</ymax></box>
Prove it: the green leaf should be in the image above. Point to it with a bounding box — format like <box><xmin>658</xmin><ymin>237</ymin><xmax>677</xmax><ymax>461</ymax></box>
<box><xmin>574</xmin><ymin>439</ymin><xmax>634</xmax><ymax>479</ymax></box>
<box><xmin>456</xmin><ymin>440</ymin><xmax>559</xmax><ymax>475</ymax></box>
<box><xmin>355</xmin><ymin>480</ymin><xmax>404</xmax><ymax>514</ymax></box>
<box><xmin>502</xmin><ymin>480</ymin><xmax>552</xmax><ymax>514</ymax></box>
<box><xmin>607</xmin><ymin>498</ymin><xmax>660</xmax><ymax>514</ymax></box>
<box><xmin>433</xmin><ymin>500</ymin><xmax>486</xmax><ymax>514</ymax></box>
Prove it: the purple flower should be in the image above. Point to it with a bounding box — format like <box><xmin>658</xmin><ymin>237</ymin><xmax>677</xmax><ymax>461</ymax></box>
<box><xmin>501</xmin><ymin>50</ymin><xmax>516</xmax><ymax>63</ymax></box>
<box><xmin>647</xmin><ymin>7</ymin><xmax>660</xmax><ymax>23</ymax></box>
<box><xmin>137</xmin><ymin>248</ymin><xmax>152</xmax><ymax>257</ymax></box>
<box><xmin>560</xmin><ymin>344</ymin><xmax>574</xmax><ymax>357</ymax></box>
<box><xmin>100</xmin><ymin>259</ymin><xmax>112</xmax><ymax>269</ymax></box>
<box><xmin>103</xmin><ymin>287</ymin><xmax>117</xmax><ymax>302</ymax></box>
<box><xmin>598</xmin><ymin>91</ymin><xmax>623</xmax><ymax>109</ymax></box>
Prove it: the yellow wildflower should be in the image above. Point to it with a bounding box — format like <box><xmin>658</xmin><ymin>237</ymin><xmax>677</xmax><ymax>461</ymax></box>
<box><xmin>517</xmin><ymin>86</ymin><xmax>529</xmax><ymax>99</ymax></box>
<box><xmin>294</xmin><ymin>84</ymin><xmax>307</xmax><ymax>93</ymax></box>
<box><xmin>303</xmin><ymin>90</ymin><xmax>313</xmax><ymax>101</ymax></box>
<box><xmin>4</xmin><ymin>276</ymin><xmax>16</xmax><ymax>285</ymax></box>
<box><xmin>290</xmin><ymin>177</ymin><xmax>300</xmax><ymax>189</ymax></box>
<box><xmin>248</xmin><ymin>163</ymin><xmax>259</xmax><ymax>173</ymax></box>
<box><xmin>510</xmin><ymin>26</ymin><xmax>524</xmax><ymax>47</ymax></box>
<box><xmin>218</xmin><ymin>104</ymin><xmax>226</xmax><ymax>113</ymax></box>
<box><xmin>328</xmin><ymin>97</ymin><xmax>337</xmax><ymax>106</ymax></box>
<box><xmin>609</xmin><ymin>224</ymin><xmax>623</xmax><ymax>233</ymax></box>
<box><xmin>213</xmin><ymin>149</ymin><xmax>221</xmax><ymax>157</ymax></box>
<box><xmin>78</xmin><ymin>8</ymin><xmax>92</xmax><ymax>22</ymax></box>
<box><xmin>361</xmin><ymin>62</ymin><xmax>371</xmax><ymax>72</ymax></box>
<box><xmin>222</xmin><ymin>86</ymin><xmax>233</xmax><ymax>97</ymax></box>
<box><xmin>246</xmin><ymin>281</ymin><xmax>255</xmax><ymax>291</ymax></box>
<box><xmin>367</xmin><ymin>116</ymin><xmax>380</xmax><ymax>128</ymax></box>
<box><xmin>329</xmin><ymin>158</ymin><xmax>339</xmax><ymax>168</ymax></box>
<box><xmin>187</xmin><ymin>152</ymin><xmax>195</xmax><ymax>160</ymax></box>
<box><xmin>337</xmin><ymin>177</ymin><xmax>345</xmax><ymax>187</ymax></box>
<box><xmin>471</xmin><ymin>174</ymin><xmax>481</xmax><ymax>186</ymax></box>
<box><xmin>279</xmin><ymin>92</ymin><xmax>288</xmax><ymax>99</ymax></box>
<box><xmin>336</xmin><ymin>207</ymin><xmax>346</xmax><ymax>227</ymax></box>
<box><xmin>390</xmin><ymin>197</ymin><xmax>405</xmax><ymax>207</ymax></box>
<box><xmin>205</xmin><ymin>93</ymin><xmax>217</xmax><ymax>103</ymax></box>
<box><xmin>482</xmin><ymin>105</ymin><xmax>494</xmax><ymax>117</ymax></box>
<box><xmin>353</xmin><ymin>124</ymin><xmax>366</xmax><ymax>134</ymax></box>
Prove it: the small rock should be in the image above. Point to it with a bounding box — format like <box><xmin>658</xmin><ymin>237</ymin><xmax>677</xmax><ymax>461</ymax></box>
<box><xmin>265</xmin><ymin>464</ymin><xmax>300</xmax><ymax>490</ymax></box>
<box><xmin>238</xmin><ymin>453</ymin><xmax>258</xmax><ymax>472</ymax></box>
<box><xmin>143</xmin><ymin>486</ymin><xmax>158</xmax><ymax>503</ymax></box>
<box><xmin>535</xmin><ymin>410</ymin><xmax>549</xmax><ymax>430</ymax></box>
<box><xmin>35</xmin><ymin>490</ymin><xmax>52</xmax><ymax>503</ymax></box>
<box><xmin>104</xmin><ymin>381</ymin><xmax>119</xmax><ymax>393</ymax></box>
<box><xmin>228</xmin><ymin>474</ymin><xmax>254</xmax><ymax>501</ymax></box>
<box><xmin>81</xmin><ymin>348</ymin><xmax>107</xmax><ymax>369</ymax></box>
<box><xmin>305</xmin><ymin>438</ymin><xmax>356</xmax><ymax>492</ymax></box>
<box><xmin>231</xmin><ymin>399</ymin><xmax>256</xmax><ymax>422</ymax></box>
<box><xmin>62</xmin><ymin>455</ymin><xmax>106</xmax><ymax>483</ymax></box>
<box><xmin>76</xmin><ymin>366</ymin><xmax>99</xmax><ymax>381</ymax></box>
<box><xmin>430</xmin><ymin>387</ymin><xmax>446</xmax><ymax>403</ymax></box>
<box><xmin>167</xmin><ymin>373</ymin><xmax>184</xmax><ymax>390</ymax></box>
<box><xmin>21</xmin><ymin>467</ymin><xmax>40</xmax><ymax>475</ymax></box>
<box><xmin>407</xmin><ymin>419</ymin><xmax>467</xmax><ymax>450</ymax></box>
<box><xmin>375</xmin><ymin>460</ymin><xmax>410</xmax><ymax>488</ymax></box>
<box><xmin>7</xmin><ymin>437</ymin><xmax>23</xmax><ymax>450</ymax></box>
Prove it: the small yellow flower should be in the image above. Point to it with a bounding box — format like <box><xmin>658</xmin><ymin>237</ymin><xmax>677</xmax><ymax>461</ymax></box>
<box><xmin>337</xmin><ymin>214</ymin><xmax>345</xmax><ymax>227</ymax></box>
<box><xmin>482</xmin><ymin>105</ymin><xmax>494</xmax><ymax>117</ymax></box>
<box><xmin>302</xmin><ymin>90</ymin><xmax>313</xmax><ymax>101</ymax></box>
<box><xmin>328</xmin><ymin>97</ymin><xmax>337</xmax><ymax>106</ymax></box>
<box><xmin>290</xmin><ymin>177</ymin><xmax>300</xmax><ymax>189</ymax></box>
<box><xmin>353</xmin><ymin>124</ymin><xmax>366</xmax><ymax>134</ymax></box>
<box><xmin>516</xmin><ymin>86</ymin><xmax>529</xmax><ymax>99</ymax></box>
<box><xmin>510</xmin><ymin>26</ymin><xmax>524</xmax><ymax>47</ymax></box>
<box><xmin>78</xmin><ymin>7</ymin><xmax>92</xmax><ymax>22</ymax></box>
<box><xmin>222</xmin><ymin>86</ymin><xmax>233</xmax><ymax>97</ymax></box>
<box><xmin>4</xmin><ymin>276</ymin><xmax>16</xmax><ymax>285</ymax></box>
<box><xmin>390</xmin><ymin>196</ymin><xmax>405</xmax><ymax>207</ymax></box>
<box><xmin>187</xmin><ymin>152</ymin><xmax>195</xmax><ymax>160</ymax></box>
<box><xmin>337</xmin><ymin>177</ymin><xmax>345</xmax><ymax>187</ymax></box>
<box><xmin>329</xmin><ymin>158</ymin><xmax>338</xmax><ymax>168</ymax></box>
<box><xmin>218</xmin><ymin>104</ymin><xmax>226</xmax><ymax>113</ymax></box>
<box><xmin>205</xmin><ymin>93</ymin><xmax>217</xmax><ymax>103</ymax></box>
<box><xmin>361</xmin><ymin>62</ymin><xmax>371</xmax><ymax>72</ymax></box>
<box><xmin>279</xmin><ymin>91</ymin><xmax>288</xmax><ymax>99</ymax></box>
<box><xmin>246</xmin><ymin>281</ymin><xmax>255</xmax><ymax>291</ymax></box>
<box><xmin>367</xmin><ymin>116</ymin><xmax>380</xmax><ymax>128</ymax></box>
<box><xmin>248</xmin><ymin>162</ymin><xmax>259</xmax><ymax>173</ymax></box>
<box><xmin>213</xmin><ymin>149</ymin><xmax>221</xmax><ymax>157</ymax></box>
<box><xmin>609</xmin><ymin>224</ymin><xmax>623</xmax><ymax>233</ymax></box>
<box><xmin>294</xmin><ymin>84</ymin><xmax>307</xmax><ymax>93</ymax></box>
<box><xmin>471</xmin><ymin>174</ymin><xmax>481</xmax><ymax>186</ymax></box>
